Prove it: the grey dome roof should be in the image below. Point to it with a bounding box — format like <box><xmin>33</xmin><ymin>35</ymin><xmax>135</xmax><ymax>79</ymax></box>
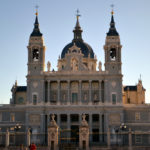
<box><xmin>61</xmin><ymin>41</ymin><xmax>94</xmax><ymax>59</ymax></box>
<box><xmin>61</xmin><ymin>15</ymin><xmax>95</xmax><ymax>59</ymax></box>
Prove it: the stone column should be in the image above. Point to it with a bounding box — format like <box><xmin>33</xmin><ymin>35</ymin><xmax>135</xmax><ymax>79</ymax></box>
<box><xmin>89</xmin><ymin>80</ymin><xmax>92</xmax><ymax>103</ymax></box>
<box><xmin>128</xmin><ymin>128</ymin><xmax>132</xmax><ymax>150</ymax></box>
<box><xmin>99</xmin><ymin>113</ymin><xmax>102</xmax><ymax>142</ymax></box>
<box><xmin>67</xmin><ymin>80</ymin><xmax>70</xmax><ymax>104</ymax></box>
<box><xmin>40</xmin><ymin>114</ymin><xmax>44</xmax><ymax>132</ymax></box>
<box><xmin>67</xmin><ymin>114</ymin><xmax>70</xmax><ymax>140</ymax></box>
<box><xmin>48</xmin><ymin>114</ymin><xmax>59</xmax><ymax>150</ymax></box>
<box><xmin>5</xmin><ymin>129</ymin><xmax>9</xmax><ymax>147</ymax></box>
<box><xmin>57</xmin><ymin>114</ymin><xmax>60</xmax><ymax>127</ymax></box>
<box><xmin>27</xmin><ymin>128</ymin><xmax>31</xmax><ymax>147</ymax></box>
<box><xmin>107</xmin><ymin>127</ymin><xmax>110</xmax><ymax>148</ymax></box>
<box><xmin>42</xmin><ymin>80</ymin><xmax>45</xmax><ymax>103</ymax></box>
<box><xmin>79</xmin><ymin>80</ymin><xmax>82</xmax><ymax>103</ymax></box>
<box><xmin>99</xmin><ymin>80</ymin><xmax>101</xmax><ymax>102</ymax></box>
<box><xmin>48</xmin><ymin>80</ymin><xmax>50</xmax><ymax>102</ymax></box>
<box><xmin>89</xmin><ymin>114</ymin><xmax>92</xmax><ymax>142</ymax></box>
<box><xmin>79</xmin><ymin>114</ymin><xmax>89</xmax><ymax>150</ymax></box>
<box><xmin>57</xmin><ymin>80</ymin><xmax>60</xmax><ymax>103</ymax></box>
<box><xmin>104</xmin><ymin>80</ymin><xmax>108</xmax><ymax>103</ymax></box>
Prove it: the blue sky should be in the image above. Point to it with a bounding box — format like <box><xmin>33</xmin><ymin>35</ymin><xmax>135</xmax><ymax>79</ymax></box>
<box><xmin>0</xmin><ymin>0</ymin><xmax>150</xmax><ymax>103</ymax></box>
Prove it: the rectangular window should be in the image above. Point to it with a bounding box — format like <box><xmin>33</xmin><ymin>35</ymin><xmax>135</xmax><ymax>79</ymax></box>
<box><xmin>33</xmin><ymin>94</ymin><xmax>37</xmax><ymax>105</ymax></box>
<box><xmin>135</xmin><ymin>134</ymin><xmax>142</xmax><ymax>144</ymax></box>
<box><xmin>72</xmin><ymin>93</ymin><xmax>78</xmax><ymax>103</ymax></box>
<box><xmin>92</xmin><ymin>129</ymin><xmax>99</xmax><ymax>142</ymax></box>
<box><xmin>112</xmin><ymin>94</ymin><xmax>116</xmax><ymax>104</ymax></box>
<box><xmin>85</xmin><ymin>114</ymin><xmax>89</xmax><ymax>122</ymax></box>
<box><xmin>10</xmin><ymin>113</ymin><xmax>15</xmax><ymax>122</ymax></box>
<box><xmin>92</xmin><ymin>114</ymin><xmax>99</xmax><ymax>122</ymax></box>
<box><xmin>60</xmin><ymin>114</ymin><xmax>67</xmax><ymax>122</ymax></box>
<box><xmin>70</xmin><ymin>114</ymin><xmax>79</xmax><ymax>122</ymax></box>
<box><xmin>135</xmin><ymin>112</ymin><xmax>140</xmax><ymax>121</ymax></box>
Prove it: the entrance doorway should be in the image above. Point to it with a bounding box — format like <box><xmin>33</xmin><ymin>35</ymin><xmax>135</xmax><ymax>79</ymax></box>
<box><xmin>71</xmin><ymin>125</ymin><xmax>79</xmax><ymax>143</ymax></box>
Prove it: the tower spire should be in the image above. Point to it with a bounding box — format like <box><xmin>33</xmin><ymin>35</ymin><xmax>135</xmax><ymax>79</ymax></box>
<box><xmin>73</xmin><ymin>9</ymin><xmax>83</xmax><ymax>42</ymax></box>
<box><xmin>30</xmin><ymin>6</ymin><xmax>42</xmax><ymax>37</ymax></box>
<box><xmin>107</xmin><ymin>5</ymin><xmax>119</xmax><ymax>36</ymax></box>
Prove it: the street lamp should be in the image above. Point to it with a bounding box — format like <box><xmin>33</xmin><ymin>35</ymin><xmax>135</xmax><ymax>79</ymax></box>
<box><xmin>120</xmin><ymin>123</ymin><xmax>127</xmax><ymax>131</ymax></box>
<box><xmin>14</xmin><ymin>124</ymin><xmax>21</xmax><ymax>132</ymax></box>
<box><xmin>115</xmin><ymin>128</ymin><xmax>119</xmax><ymax>146</ymax></box>
<box><xmin>120</xmin><ymin>123</ymin><xmax>127</xmax><ymax>145</ymax></box>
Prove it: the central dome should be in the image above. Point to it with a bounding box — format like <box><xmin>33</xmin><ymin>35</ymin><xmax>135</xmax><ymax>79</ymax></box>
<box><xmin>61</xmin><ymin>15</ymin><xmax>95</xmax><ymax>59</ymax></box>
<box><xmin>61</xmin><ymin>41</ymin><xmax>94</xmax><ymax>59</ymax></box>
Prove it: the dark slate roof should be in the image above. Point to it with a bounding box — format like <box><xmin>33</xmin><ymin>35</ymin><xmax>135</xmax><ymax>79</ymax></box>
<box><xmin>16</xmin><ymin>86</ymin><xmax>27</xmax><ymax>92</ymax></box>
<box><xmin>30</xmin><ymin>16</ymin><xmax>42</xmax><ymax>37</ymax></box>
<box><xmin>107</xmin><ymin>15</ymin><xmax>119</xmax><ymax>36</ymax></box>
<box><xmin>61</xmin><ymin>40</ymin><xmax>94</xmax><ymax>59</ymax></box>
<box><xmin>124</xmin><ymin>86</ymin><xmax>137</xmax><ymax>91</ymax></box>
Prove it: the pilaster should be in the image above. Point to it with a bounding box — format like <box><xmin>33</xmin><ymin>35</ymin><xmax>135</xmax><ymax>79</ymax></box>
<box><xmin>67</xmin><ymin>80</ymin><xmax>70</xmax><ymax>103</ymax></box>
<box><xmin>79</xmin><ymin>80</ymin><xmax>82</xmax><ymax>103</ymax></box>
<box><xmin>48</xmin><ymin>80</ymin><xmax>50</xmax><ymax>102</ymax></box>
<box><xmin>57</xmin><ymin>80</ymin><xmax>60</xmax><ymax>103</ymax></box>
<box><xmin>89</xmin><ymin>80</ymin><xmax>92</xmax><ymax>102</ymax></box>
<box><xmin>99</xmin><ymin>80</ymin><xmax>101</xmax><ymax>102</ymax></box>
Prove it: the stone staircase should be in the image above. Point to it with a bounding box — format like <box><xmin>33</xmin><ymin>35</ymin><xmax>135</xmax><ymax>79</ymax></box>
<box><xmin>59</xmin><ymin>143</ymin><xmax>78</xmax><ymax>150</ymax></box>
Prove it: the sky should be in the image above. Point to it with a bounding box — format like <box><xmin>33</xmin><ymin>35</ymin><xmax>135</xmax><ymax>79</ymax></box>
<box><xmin>0</xmin><ymin>0</ymin><xmax>150</xmax><ymax>104</ymax></box>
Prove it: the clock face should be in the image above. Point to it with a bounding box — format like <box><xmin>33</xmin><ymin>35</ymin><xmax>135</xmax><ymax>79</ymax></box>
<box><xmin>33</xmin><ymin>49</ymin><xmax>39</xmax><ymax>61</ymax></box>
<box><xmin>18</xmin><ymin>97</ymin><xmax>24</xmax><ymax>104</ymax></box>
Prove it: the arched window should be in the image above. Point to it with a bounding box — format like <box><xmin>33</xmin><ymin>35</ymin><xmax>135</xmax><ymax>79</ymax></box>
<box><xmin>110</xmin><ymin>48</ymin><xmax>116</xmax><ymax>61</ymax></box>
<box><xmin>32</xmin><ymin>49</ymin><xmax>39</xmax><ymax>61</ymax></box>
<box><xmin>33</xmin><ymin>94</ymin><xmax>37</xmax><ymax>105</ymax></box>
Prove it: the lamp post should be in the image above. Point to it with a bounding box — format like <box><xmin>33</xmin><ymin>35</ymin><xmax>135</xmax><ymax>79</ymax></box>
<box><xmin>14</xmin><ymin>124</ymin><xmax>21</xmax><ymax>132</ymax></box>
<box><xmin>120</xmin><ymin>123</ymin><xmax>127</xmax><ymax>146</ymax></box>
<box><xmin>13</xmin><ymin>124</ymin><xmax>21</xmax><ymax>146</ymax></box>
<box><xmin>115</xmin><ymin>128</ymin><xmax>119</xmax><ymax>146</ymax></box>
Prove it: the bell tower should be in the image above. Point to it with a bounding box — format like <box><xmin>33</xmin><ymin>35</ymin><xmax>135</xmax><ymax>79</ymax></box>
<box><xmin>26</xmin><ymin>9</ymin><xmax>46</xmax><ymax>104</ymax></box>
<box><xmin>103</xmin><ymin>9</ymin><xmax>123</xmax><ymax>105</ymax></box>
<box><xmin>104</xmin><ymin>10</ymin><xmax>122</xmax><ymax>74</ymax></box>
<box><xmin>27</xmin><ymin>9</ymin><xmax>46</xmax><ymax>75</ymax></box>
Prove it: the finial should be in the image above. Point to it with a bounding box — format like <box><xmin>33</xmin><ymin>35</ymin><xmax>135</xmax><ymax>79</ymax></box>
<box><xmin>76</xmin><ymin>9</ymin><xmax>81</xmax><ymax>20</ymax></box>
<box><xmin>15</xmin><ymin>80</ymin><xmax>17</xmax><ymax>86</ymax></box>
<box><xmin>35</xmin><ymin>5</ymin><xmax>39</xmax><ymax>16</ymax></box>
<box><xmin>111</xmin><ymin>4</ymin><xmax>114</xmax><ymax>15</ymax></box>
<box><xmin>140</xmin><ymin>74</ymin><xmax>142</xmax><ymax>80</ymax></box>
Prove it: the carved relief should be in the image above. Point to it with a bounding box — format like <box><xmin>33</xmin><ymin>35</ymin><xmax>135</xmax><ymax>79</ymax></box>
<box><xmin>111</xmin><ymin>81</ymin><xmax>116</xmax><ymax>88</ymax></box>
<box><xmin>29</xmin><ymin>114</ymin><xmax>40</xmax><ymax>125</ymax></box>
<box><xmin>33</xmin><ymin>82</ymin><xmax>38</xmax><ymax>88</ymax></box>
<box><xmin>61</xmin><ymin>82</ymin><xmax>67</xmax><ymax>90</ymax></box>
<box><xmin>109</xmin><ymin>114</ymin><xmax>120</xmax><ymax>125</ymax></box>
<box><xmin>71</xmin><ymin>82</ymin><xmax>78</xmax><ymax>91</ymax></box>
<box><xmin>82</xmin><ymin>82</ymin><xmax>89</xmax><ymax>90</ymax></box>
<box><xmin>51</xmin><ymin>82</ymin><xmax>58</xmax><ymax>90</ymax></box>
<box><xmin>92</xmin><ymin>82</ymin><xmax>99</xmax><ymax>89</ymax></box>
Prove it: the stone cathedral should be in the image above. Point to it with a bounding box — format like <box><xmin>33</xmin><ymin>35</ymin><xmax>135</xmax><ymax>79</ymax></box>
<box><xmin>0</xmin><ymin>9</ymin><xmax>149</xmax><ymax>148</ymax></box>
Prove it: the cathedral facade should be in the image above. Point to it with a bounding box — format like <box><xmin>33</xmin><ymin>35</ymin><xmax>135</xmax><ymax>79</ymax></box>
<box><xmin>0</xmin><ymin>10</ymin><xmax>149</xmax><ymax>148</ymax></box>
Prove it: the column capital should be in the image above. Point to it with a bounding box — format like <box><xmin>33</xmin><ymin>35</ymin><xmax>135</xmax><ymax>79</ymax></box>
<box><xmin>89</xmin><ymin>80</ymin><xmax>92</xmax><ymax>83</ymax></box>
<box><xmin>47</xmin><ymin>80</ymin><xmax>51</xmax><ymax>82</ymax></box>
<box><xmin>57</xmin><ymin>80</ymin><xmax>60</xmax><ymax>83</ymax></box>
<box><xmin>79</xmin><ymin>80</ymin><xmax>82</xmax><ymax>83</ymax></box>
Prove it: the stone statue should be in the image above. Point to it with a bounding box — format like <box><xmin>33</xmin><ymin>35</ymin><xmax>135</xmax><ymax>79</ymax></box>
<box><xmin>71</xmin><ymin>58</ymin><xmax>78</xmax><ymax>71</ymax></box>
<box><xmin>47</xmin><ymin>61</ymin><xmax>51</xmax><ymax>72</ymax></box>
<box><xmin>99</xmin><ymin>61</ymin><xmax>102</xmax><ymax>71</ymax></box>
<box><xmin>51</xmin><ymin>114</ymin><xmax>55</xmax><ymax>121</ymax></box>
